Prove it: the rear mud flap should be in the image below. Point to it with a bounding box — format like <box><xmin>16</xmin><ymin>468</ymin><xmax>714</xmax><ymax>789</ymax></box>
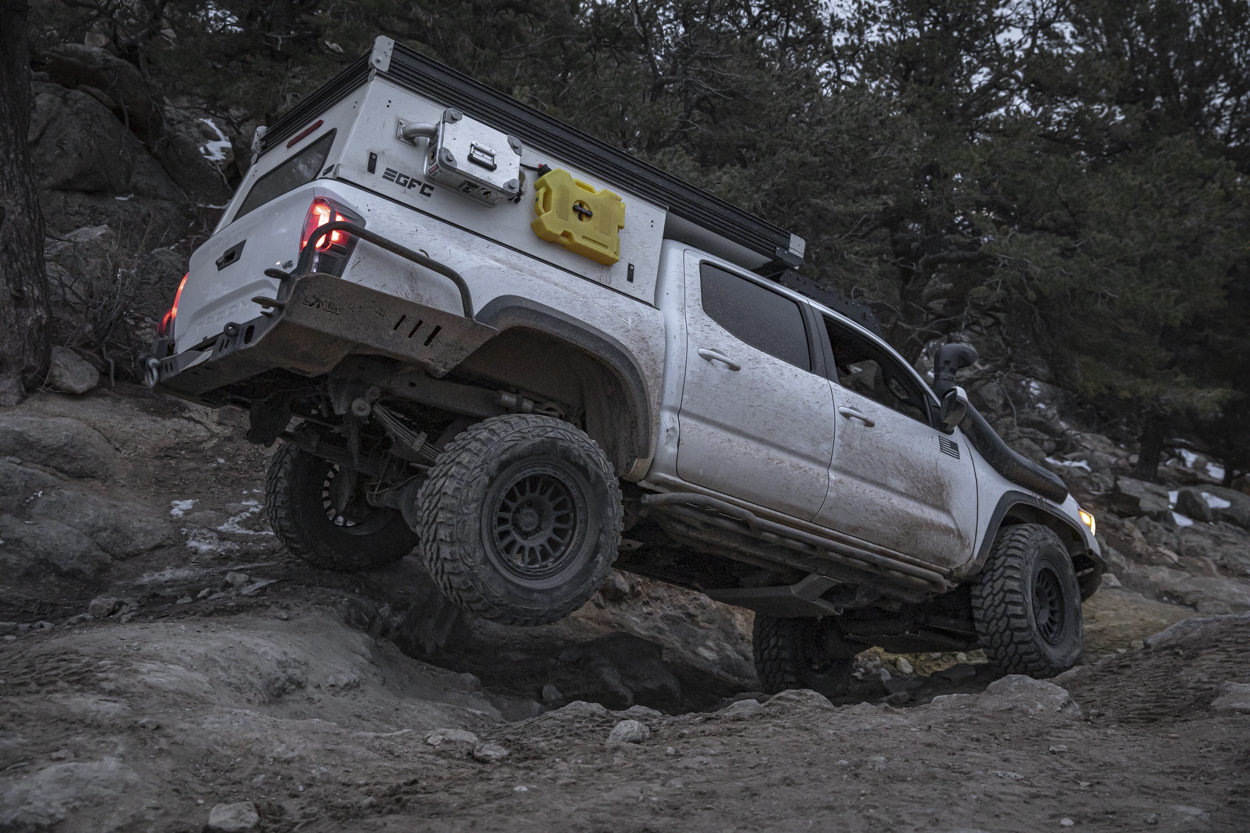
<box><xmin>155</xmin><ymin>272</ymin><xmax>498</xmax><ymax>398</ymax></box>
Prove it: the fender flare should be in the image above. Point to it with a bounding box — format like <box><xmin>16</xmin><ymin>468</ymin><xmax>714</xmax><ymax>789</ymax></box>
<box><xmin>969</xmin><ymin>491</ymin><xmax>1104</xmax><ymax>600</ymax></box>
<box><xmin>474</xmin><ymin>295</ymin><xmax>652</xmax><ymax>471</ymax></box>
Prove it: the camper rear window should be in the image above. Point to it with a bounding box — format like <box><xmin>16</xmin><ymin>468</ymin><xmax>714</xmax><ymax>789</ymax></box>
<box><xmin>235</xmin><ymin>131</ymin><xmax>336</xmax><ymax>219</ymax></box>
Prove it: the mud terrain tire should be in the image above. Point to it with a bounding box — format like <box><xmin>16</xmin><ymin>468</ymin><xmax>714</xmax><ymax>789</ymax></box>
<box><xmin>414</xmin><ymin>414</ymin><xmax>622</xmax><ymax>626</ymax></box>
<box><xmin>971</xmin><ymin>523</ymin><xmax>1082</xmax><ymax>677</ymax></box>
<box><xmin>753</xmin><ymin>616</ymin><xmax>855</xmax><ymax>698</ymax></box>
<box><xmin>265</xmin><ymin>440</ymin><xmax>417</xmax><ymax>571</ymax></box>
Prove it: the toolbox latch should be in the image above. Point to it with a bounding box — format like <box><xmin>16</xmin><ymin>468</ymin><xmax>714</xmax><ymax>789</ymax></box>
<box><xmin>468</xmin><ymin>143</ymin><xmax>497</xmax><ymax>171</ymax></box>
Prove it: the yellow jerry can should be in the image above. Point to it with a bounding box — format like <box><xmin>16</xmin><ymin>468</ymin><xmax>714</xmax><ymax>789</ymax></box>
<box><xmin>530</xmin><ymin>169</ymin><xmax>625</xmax><ymax>265</ymax></box>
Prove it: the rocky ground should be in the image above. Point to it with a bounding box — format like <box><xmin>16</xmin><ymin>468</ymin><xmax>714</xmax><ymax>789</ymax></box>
<box><xmin>1</xmin><ymin>385</ymin><xmax>1248</xmax><ymax>833</ymax></box>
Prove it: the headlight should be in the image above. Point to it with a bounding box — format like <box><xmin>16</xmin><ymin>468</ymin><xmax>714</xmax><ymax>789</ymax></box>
<box><xmin>1078</xmin><ymin>509</ymin><xmax>1096</xmax><ymax>536</ymax></box>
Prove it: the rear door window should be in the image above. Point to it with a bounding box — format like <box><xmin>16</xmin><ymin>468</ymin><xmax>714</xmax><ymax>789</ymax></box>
<box><xmin>699</xmin><ymin>263</ymin><xmax>811</xmax><ymax>371</ymax></box>
<box><xmin>235</xmin><ymin>130</ymin><xmax>336</xmax><ymax>219</ymax></box>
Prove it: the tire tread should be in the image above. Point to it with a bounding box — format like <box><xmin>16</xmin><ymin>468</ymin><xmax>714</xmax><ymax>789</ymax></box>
<box><xmin>971</xmin><ymin>523</ymin><xmax>1080</xmax><ymax>677</ymax></box>
<box><xmin>415</xmin><ymin>414</ymin><xmax>622</xmax><ymax>627</ymax></box>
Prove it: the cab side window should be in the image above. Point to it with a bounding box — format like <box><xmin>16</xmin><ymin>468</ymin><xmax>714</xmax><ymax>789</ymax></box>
<box><xmin>824</xmin><ymin>316</ymin><xmax>930</xmax><ymax>425</ymax></box>
<box><xmin>700</xmin><ymin>263</ymin><xmax>810</xmax><ymax>371</ymax></box>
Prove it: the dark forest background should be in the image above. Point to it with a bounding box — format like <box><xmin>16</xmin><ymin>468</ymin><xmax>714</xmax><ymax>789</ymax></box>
<box><xmin>2</xmin><ymin>0</ymin><xmax>1248</xmax><ymax>482</ymax></box>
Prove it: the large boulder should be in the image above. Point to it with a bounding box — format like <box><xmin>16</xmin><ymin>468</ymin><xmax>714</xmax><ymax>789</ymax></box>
<box><xmin>28</xmin><ymin>81</ymin><xmax>187</xmax><ymax>236</ymax></box>
<box><xmin>1120</xmin><ymin>564</ymin><xmax>1250</xmax><ymax>615</ymax></box>
<box><xmin>1176</xmin><ymin>523</ymin><xmax>1250</xmax><ymax>577</ymax></box>
<box><xmin>1112</xmin><ymin>476</ymin><xmax>1172</xmax><ymax>519</ymax></box>
<box><xmin>1204</xmin><ymin>486</ymin><xmax>1250</xmax><ymax>529</ymax></box>
<box><xmin>1175</xmin><ymin>487</ymin><xmax>1216</xmax><ymax>522</ymax></box>
<box><xmin>0</xmin><ymin>514</ymin><xmax>112</xmax><ymax>580</ymax></box>
<box><xmin>41</xmin><ymin>44</ymin><xmax>232</xmax><ymax>205</ymax></box>
<box><xmin>1175</xmin><ymin>486</ymin><xmax>1250</xmax><ymax>529</ymax></box>
<box><xmin>0</xmin><ymin>460</ymin><xmax>63</xmax><ymax>515</ymax></box>
<box><xmin>28</xmin><ymin>83</ymin><xmax>183</xmax><ymax>201</ymax></box>
<box><xmin>0</xmin><ymin>415</ymin><xmax>116</xmax><ymax>479</ymax></box>
<box><xmin>46</xmin><ymin>346</ymin><xmax>99</xmax><ymax>395</ymax></box>
<box><xmin>27</xmin><ymin>488</ymin><xmax>175</xmax><ymax>558</ymax></box>
<box><xmin>0</xmin><ymin>757</ymin><xmax>141</xmax><ymax>832</ymax></box>
<box><xmin>42</xmin><ymin>44</ymin><xmax>161</xmax><ymax>141</ymax></box>
<box><xmin>1175</xmin><ymin>522</ymin><xmax>1250</xmax><ymax>575</ymax></box>
<box><xmin>1144</xmin><ymin>611</ymin><xmax>1250</xmax><ymax>649</ymax></box>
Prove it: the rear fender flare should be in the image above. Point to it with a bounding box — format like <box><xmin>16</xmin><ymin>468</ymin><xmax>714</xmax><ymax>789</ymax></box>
<box><xmin>474</xmin><ymin>296</ymin><xmax>652</xmax><ymax>475</ymax></box>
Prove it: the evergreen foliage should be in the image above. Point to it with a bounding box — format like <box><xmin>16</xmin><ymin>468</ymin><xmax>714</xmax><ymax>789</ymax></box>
<box><xmin>25</xmin><ymin>0</ymin><xmax>1250</xmax><ymax>477</ymax></box>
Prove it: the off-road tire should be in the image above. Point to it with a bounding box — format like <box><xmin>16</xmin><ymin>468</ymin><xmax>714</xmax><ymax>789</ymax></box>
<box><xmin>414</xmin><ymin>414</ymin><xmax>622</xmax><ymax>626</ymax></box>
<box><xmin>265</xmin><ymin>440</ymin><xmax>417</xmax><ymax>571</ymax></box>
<box><xmin>971</xmin><ymin>523</ymin><xmax>1082</xmax><ymax>677</ymax></box>
<box><xmin>753</xmin><ymin>616</ymin><xmax>855</xmax><ymax>698</ymax></box>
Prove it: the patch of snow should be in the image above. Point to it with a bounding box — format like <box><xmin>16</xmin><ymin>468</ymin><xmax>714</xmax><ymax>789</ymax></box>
<box><xmin>1168</xmin><ymin>490</ymin><xmax>1179</xmax><ymax>507</ymax></box>
<box><xmin>1179</xmin><ymin>449</ymin><xmax>1199</xmax><ymax>468</ymax></box>
<box><xmin>217</xmin><ymin>501</ymin><xmax>272</xmax><ymax>536</ymax></box>
<box><xmin>1027</xmin><ymin>380</ymin><xmax>1042</xmax><ymax>397</ymax></box>
<box><xmin>113</xmin><ymin>194</ymin><xmax>135</xmax><ymax>201</ymax></box>
<box><xmin>198</xmin><ymin>118</ymin><xmax>233</xmax><ymax>165</ymax></box>
<box><xmin>1206</xmin><ymin>462</ymin><xmax>1225</xmax><ymax>481</ymax></box>
<box><xmin>1172</xmin><ymin>512</ymin><xmax>1195</xmax><ymax>528</ymax></box>
<box><xmin>1045</xmin><ymin>457</ymin><xmax>1090</xmax><ymax>472</ymax></box>
<box><xmin>170</xmin><ymin>499</ymin><xmax>196</xmax><ymax>517</ymax></box>
<box><xmin>1203</xmin><ymin>492</ymin><xmax>1232</xmax><ymax>510</ymax></box>
<box><xmin>136</xmin><ymin>566</ymin><xmax>202</xmax><ymax>585</ymax></box>
<box><xmin>184</xmin><ymin>528</ymin><xmax>239</xmax><ymax>554</ymax></box>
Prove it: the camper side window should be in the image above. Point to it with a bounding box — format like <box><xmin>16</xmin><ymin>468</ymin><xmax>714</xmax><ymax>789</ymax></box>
<box><xmin>235</xmin><ymin>130</ymin><xmax>336</xmax><ymax>219</ymax></box>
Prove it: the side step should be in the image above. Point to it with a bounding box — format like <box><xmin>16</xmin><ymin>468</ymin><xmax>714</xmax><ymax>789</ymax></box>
<box><xmin>639</xmin><ymin>492</ymin><xmax>952</xmax><ymax>600</ymax></box>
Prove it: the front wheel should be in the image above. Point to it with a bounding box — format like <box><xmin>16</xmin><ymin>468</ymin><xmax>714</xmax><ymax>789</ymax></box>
<box><xmin>971</xmin><ymin>523</ymin><xmax>1082</xmax><ymax>677</ymax></box>
<box><xmin>265</xmin><ymin>440</ymin><xmax>417</xmax><ymax>571</ymax></box>
<box><xmin>753</xmin><ymin>616</ymin><xmax>856</xmax><ymax>698</ymax></box>
<box><xmin>414</xmin><ymin>414</ymin><xmax>622</xmax><ymax>626</ymax></box>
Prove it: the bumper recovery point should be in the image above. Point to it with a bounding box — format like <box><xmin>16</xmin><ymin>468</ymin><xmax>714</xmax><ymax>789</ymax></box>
<box><xmin>152</xmin><ymin>272</ymin><xmax>498</xmax><ymax>398</ymax></box>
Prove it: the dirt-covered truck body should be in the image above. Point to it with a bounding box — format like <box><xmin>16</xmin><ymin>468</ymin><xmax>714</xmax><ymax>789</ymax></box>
<box><xmin>150</xmin><ymin>37</ymin><xmax>1102</xmax><ymax>694</ymax></box>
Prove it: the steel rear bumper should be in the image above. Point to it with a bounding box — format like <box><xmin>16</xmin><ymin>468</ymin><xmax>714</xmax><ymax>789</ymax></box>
<box><xmin>150</xmin><ymin>272</ymin><xmax>498</xmax><ymax>401</ymax></box>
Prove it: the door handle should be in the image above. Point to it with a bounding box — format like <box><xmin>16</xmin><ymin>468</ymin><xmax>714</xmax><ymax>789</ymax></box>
<box><xmin>838</xmin><ymin>407</ymin><xmax>875</xmax><ymax>427</ymax></box>
<box><xmin>697</xmin><ymin>347</ymin><xmax>741</xmax><ymax>372</ymax></box>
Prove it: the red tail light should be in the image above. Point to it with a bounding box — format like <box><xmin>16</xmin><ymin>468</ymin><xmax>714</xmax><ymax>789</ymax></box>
<box><xmin>158</xmin><ymin>273</ymin><xmax>189</xmax><ymax>340</ymax></box>
<box><xmin>298</xmin><ymin>198</ymin><xmax>361</xmax><ymax>277</ymax></box>
<box><xmin>301</xmin><ymin>198</ymin><xmax>349</xmax><ymax>251</ymax></box>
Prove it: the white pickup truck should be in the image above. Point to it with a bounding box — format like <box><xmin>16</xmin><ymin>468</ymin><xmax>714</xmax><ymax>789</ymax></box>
<box><xmin>149</xmin><ymin>36</ymin><xmax>1102</xmax><ymax>694</ymax></box>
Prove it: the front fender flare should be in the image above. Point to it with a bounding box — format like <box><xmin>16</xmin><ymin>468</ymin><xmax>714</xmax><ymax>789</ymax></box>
<box><xmin>964</xmin><ymin>491</ymin><xmax>1104</xmax><ymax>600</ymax></box>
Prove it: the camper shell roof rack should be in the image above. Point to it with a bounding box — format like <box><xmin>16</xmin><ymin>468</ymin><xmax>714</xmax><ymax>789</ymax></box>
<box><xmin>258</xmin><ymin>37</ymin><xmax>804</xmax><ymax>269</ymax></box>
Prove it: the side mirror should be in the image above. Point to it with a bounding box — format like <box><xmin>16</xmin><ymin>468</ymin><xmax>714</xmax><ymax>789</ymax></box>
<box><xmin>940</xmin><ymin>385</ymin><xmax>969</xmax><ymax>431</ymax></box>
<box><xmin>932</xmin><ymin>342</ymin><xmax>979</xmax><ymax>398</ymax></box>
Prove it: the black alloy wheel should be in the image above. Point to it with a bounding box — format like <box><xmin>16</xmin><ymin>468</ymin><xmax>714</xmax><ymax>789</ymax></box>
<box><xmin>484</xmin><ymin>460</ymin><xmax>589</xmax><ymax>581</ymax></box>
<box><xmin>414</xmin><ymin>414</ymin><xmax>622</xmax><ymax>626</ymax></box>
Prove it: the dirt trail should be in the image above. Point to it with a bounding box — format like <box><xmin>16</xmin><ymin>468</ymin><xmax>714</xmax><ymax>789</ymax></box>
<box><xmin>1</xmin><ymin>612</ymin><xmax>1246</xmax><ymax>833</ymax></box>
<box><xmin>2</xmin><ymin>387</ymin><xmax>1248</xmax><ymax>832</ymax></box>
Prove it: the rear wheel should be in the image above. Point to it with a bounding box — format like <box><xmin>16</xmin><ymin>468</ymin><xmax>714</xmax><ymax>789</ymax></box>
<box><xmin>753</xmin><ymin>616</ymin><xmax>856</xmax><ymax>698</ymax></box>
<box><xmin>265</xmin><ymin>440</ymin><xmax>417</xmax><ymax>571</ymax></box>
<box><xmin>414</xmin><ymin>414</ymin><xmax>622</xmax><ymax>626</ymax></box>
<box><xmin>971</xmin><ymin>523</ymin><xmax>1082</xmax><ymax>677</ymax></box>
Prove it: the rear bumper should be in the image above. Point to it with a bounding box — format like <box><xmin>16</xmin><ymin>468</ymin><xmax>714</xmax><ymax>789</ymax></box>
<box><xmin>150</xmin><ymin>271</ymin><xmax>497</xmax><ymax>402</ymax></box>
